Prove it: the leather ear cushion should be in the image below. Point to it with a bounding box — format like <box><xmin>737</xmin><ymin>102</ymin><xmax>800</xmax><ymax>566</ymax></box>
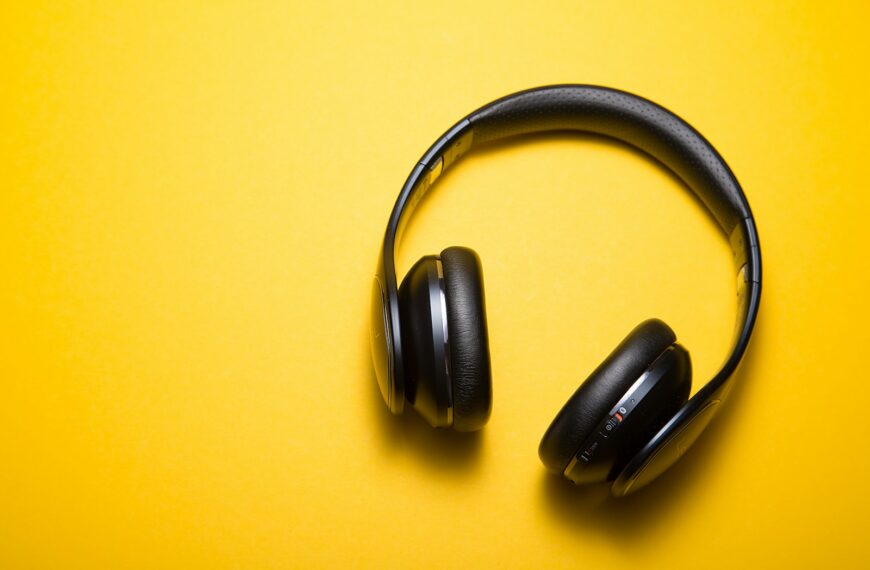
<box><xmin>538</xmin><ymin>319</ymin><xmax>677</xmax><ymax>473</ymax></box>
<box><xmin>440</xmin><ymin>247</ymin><xmax>492</xmax><ymax>431</ymax></box>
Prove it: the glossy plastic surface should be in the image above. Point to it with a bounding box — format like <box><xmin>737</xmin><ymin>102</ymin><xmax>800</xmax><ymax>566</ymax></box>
<box><xmin>369</xmin><ymin>276</ymin><xmax>393</xmax><ymax>409</ymax></box>
<box><xmin>564</xmin><ymin>345</ymin><xmax>691</xmax><ymax>484</ymax></box>
<box><xmin>398</xmin><ymin>256</ymin><xmax>452</xmax><ymax>427</ymax></box>
<box><xmin>612</xmin><ymin>400</ymin><xmax>721</xmax><ymax>496</ymax></box>
<box><xmin>611</xmin><ymin>217</ymin><xmax>761</xmax><ymax>495</ymax></box>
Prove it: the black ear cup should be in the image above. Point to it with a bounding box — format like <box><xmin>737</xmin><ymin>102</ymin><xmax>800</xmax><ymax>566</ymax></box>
<box><xmin>538</xmin><ymin>319</ymin><xmax>692</xmax><ymax>480</ymax></box>
<box><xmin>398</xmin><ymin>255</ymin><xmax>452</xmax><ymax>428</ymax></box>
<box><xmin>398</xmin><ymin>247</ymin><xmax>492</xmax><ymax>430</ymax></box>
<box><xmin>440</xmin><ymin>247</ymin><xmax>492</xmax><ymax>431</ymax></box>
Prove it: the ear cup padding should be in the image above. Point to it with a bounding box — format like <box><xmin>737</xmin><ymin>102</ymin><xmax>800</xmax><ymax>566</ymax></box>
<box><xmin>440</xmin><ymin>247</ymin><xmax>492</xmax><ymax>431</ymax></box>
<box><xmin>538</xmin><ymin>319</ymin><xmax>677</xmax><ymax>473</ymax></box>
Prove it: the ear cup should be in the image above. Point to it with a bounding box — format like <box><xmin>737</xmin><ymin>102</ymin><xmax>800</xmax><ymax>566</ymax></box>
<box><xmin>398</xmin><ymin>255</ymin><xmax>452</xmax><ymax>427</ymax></box>
<box><xmin>440</xmin><ymin>247</ymin><xmax>492</xmax><ymax>431</ymax></box>
<box><xmin>538</xmin><ymin>319</ymin><xmax>687</xmax><ymax>474</ymax></box>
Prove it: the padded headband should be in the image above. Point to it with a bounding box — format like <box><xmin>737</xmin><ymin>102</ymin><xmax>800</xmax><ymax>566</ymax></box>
<box><xmin>470</xmin><ymin>86</ymin><xmax>748</xmax><ymax>232</ymax></box>
<box><xmin>373</xmin><ymin>85</ymin><xmax>761</xmax><ymax>414</ymax></box>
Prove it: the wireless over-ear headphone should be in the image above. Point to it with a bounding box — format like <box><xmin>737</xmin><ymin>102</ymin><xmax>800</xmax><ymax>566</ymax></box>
<box><xmin>369</xmin><ymin>85</ymin><xmax>761</xmax><ymax>496</ymax></box>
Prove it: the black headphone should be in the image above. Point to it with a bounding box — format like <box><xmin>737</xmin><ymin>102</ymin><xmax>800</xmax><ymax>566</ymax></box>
<box><xmin>370</xmin><ymin>85</ymin><xmax>761</xmax><ymax>496</ymax></box>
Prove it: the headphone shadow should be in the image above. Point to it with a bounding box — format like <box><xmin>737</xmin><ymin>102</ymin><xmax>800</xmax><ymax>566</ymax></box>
<box><xmin>362</xmin><ymin>331</ymin><xmax>485</xmax><ymax>475</ymax></box>
<box><xmin>537</xmin><ymin>314</ymin><xmax>767</xmax><ymax>539</ymax></box>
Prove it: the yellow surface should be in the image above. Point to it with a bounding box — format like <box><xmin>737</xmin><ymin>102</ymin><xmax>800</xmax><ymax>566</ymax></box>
<box><xmin>2</xmin><ymin>2</ymin><xmax>868</xmax><ymax>568</ymax></box>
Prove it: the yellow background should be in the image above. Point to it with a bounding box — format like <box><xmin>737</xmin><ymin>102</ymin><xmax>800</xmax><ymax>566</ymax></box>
<box><xmin>3</xmin><ymin>1</ymin><xmax>868</xmax><ymax>567</ymax></box>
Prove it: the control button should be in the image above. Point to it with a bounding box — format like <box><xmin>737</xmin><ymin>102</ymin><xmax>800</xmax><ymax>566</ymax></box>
<box><xmin>579</xmin><ymin>441</ymin><xmax>599</xmax><ymax>464</ymax></box>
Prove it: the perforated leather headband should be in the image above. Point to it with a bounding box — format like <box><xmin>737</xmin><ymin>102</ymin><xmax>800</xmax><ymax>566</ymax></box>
<box><xmin>373</xmin><ymin>85</ymin><xmax>761</xmax><ymax>414</ymax></box>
